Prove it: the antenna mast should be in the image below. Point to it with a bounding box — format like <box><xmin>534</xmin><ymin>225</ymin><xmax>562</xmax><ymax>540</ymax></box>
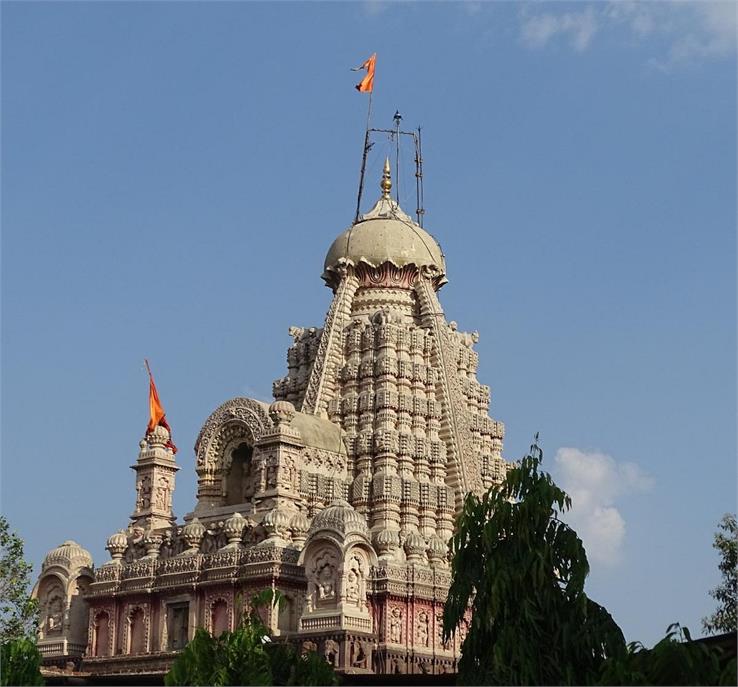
<box><xmin>355</xmin><ymin>90</ymin><xmax>374</xmax><ymax>224</ymax></box>
<box><xmin>393</xmin><ymin>111</ymin><xmax>402</xmax><ymax>203</ymax></box>
<box><xmin>415</xmin><ymin>127</ymin><xmax>425</xmax><ymax>226</ymax></box>
<box><xmin>355</xmin><ymin>114</ymin><xmax>427</xmax><ymax>227</ymax></box>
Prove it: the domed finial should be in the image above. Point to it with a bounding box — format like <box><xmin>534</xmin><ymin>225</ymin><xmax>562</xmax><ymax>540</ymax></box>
<box><xmin>380</xmin><ymin>157</ymin><xmax>392</xmax><ymax>199</ymax></box>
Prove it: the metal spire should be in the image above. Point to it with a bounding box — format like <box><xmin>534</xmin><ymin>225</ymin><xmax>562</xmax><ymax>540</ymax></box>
<box><xmin>380</xmin><ymin>157</ymin><xmax>392</xmax><ymax>199</ymax></box>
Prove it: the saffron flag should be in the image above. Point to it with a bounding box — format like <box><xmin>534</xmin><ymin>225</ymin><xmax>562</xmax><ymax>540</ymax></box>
<box><xmin>145</xmin><ymin>359</ymin><xmax>177</xmax><ymax>453</ymax></box>
<box><xmin>352</xmin><ymin>53</ymin><xmax>376</xmax><ymax>93</ymax></box>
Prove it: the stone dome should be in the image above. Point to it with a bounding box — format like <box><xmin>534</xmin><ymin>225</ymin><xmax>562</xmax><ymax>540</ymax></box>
<box><xmin>308</xmin><ymin>499</ymin><xmax>369</xmax><ymax>537</ymax></box>
<box><xmin>42</xmin><ymin>540</ymin><xmax>93</xmax><ymax>571</ymax></box>
<box><xmin>323</xmin><ymin>164</ymin><xmax>446</xmax><ymax>287</ymax></box>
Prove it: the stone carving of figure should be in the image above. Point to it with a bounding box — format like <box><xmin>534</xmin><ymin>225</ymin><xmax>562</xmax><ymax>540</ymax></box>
<box><xmin>392</xmin><ymin>657</ymin><xmax>406</xmax><ymax>675</ymax></box>
<box><xmin>416</xmin><ymin>610</ymin><xmax>429</xmax><ymax>648</ymax></box>
<box><xmin>45</xmin><ymin>595</ymin><xmax>64</xmax><ymax>635</ymax></box>
<box><xmin>266</xmin><ymin>463</ymin><xmax>277</xmax><ymax>490</ymax></box>
<box><xmin>345</xmin><ymin>569</ymin><xmax>359</xmax><ymax>604</ymax></box>
<box><xmin>389</xmin><ymin>607</ymin><xmax>402</xmax><ymax>643</ymax></box>
<box><xmin>317</xmin><ymin>562</ymin><xmax>335</xmax><ymax>600</ymax></box>
<box><xmin>136</xmin><ymin>476</ymin><xmax>152</xmax><ymax>510</ymax></box>
<box><xmin>301</xmin><ymin>640</ymin><xmax>317</xmax><ymax>655</ymax></box>
<box><xmin>436</xmin><ymin>612</ymin><xmax>450</xmax><ymax>650</ymax></box>
<box><xmin>154</xmin><ymin>476</ymin><xmax>170</xmax><ymax>511</ymax></box>
<box><xmin>345</xmin><ymin>554</ymin><xmax>365</xmax><ymax>607</ymax></box>
<box><xmin>324</xmin><ymin>639</ymin><xmax>339</xmax><ymax>667</ymax></box>
<box><xmin>288</xmin><ymin>326</ymin><xmax>305</xmax><ymax>343</ymax></box>
<box><xmin>351</xmin><ymin>640</ymin><xmax>368</xmax><ymax>668</ymax></box>
<box><xmin>280</xmin><ymin>458</ymin><xmax>295</xmax><ymax>490</ymax></box>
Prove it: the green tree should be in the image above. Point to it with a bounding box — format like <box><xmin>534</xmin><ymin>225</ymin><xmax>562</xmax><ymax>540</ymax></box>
<box><xmin>0</xmin><ymin>516</ymin><xmax>38</xmax><ymax>643</ymax></box>
<box><xmin>0</xmin><ymin>637</ymin><xmax>43</xmax><ymax>687</ymax></box>
<box><xmin>703</xmin><ymin>513</ymin><xmax>737</xmax><ymax>635</ymax></box>
<box><xmin>598</xmin><ymin>623</ymin><xmax>736</xmax><ymax>686</ymax></box>
<box><xmin>165</xmin><ymin>589</ymin><xmax>337</xmax><ymax>686</ymax></box>
<box><xmin>0</xmin><ymin>517</ymin><xmax>42</xmax><ymax>686</ymax></box>
<box><xmin>443</xmin><ymin>436</ymin><xmax>626</xmax><ymax>685</ymax></box>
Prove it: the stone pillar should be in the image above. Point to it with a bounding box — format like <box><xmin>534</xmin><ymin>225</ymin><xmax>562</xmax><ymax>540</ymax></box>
<box><xmin>253</xmin><ymin>401</ymin><xmax>304</xmax><ymax>515</ymax></box>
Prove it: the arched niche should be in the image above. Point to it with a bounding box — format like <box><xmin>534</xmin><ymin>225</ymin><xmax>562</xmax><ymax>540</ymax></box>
<box><xmin>343</xmin><ymin>545</ymin><xmax>372</xmax><ymax>613</ymax></box>
<box><xmin>194</xmin><ymin>398</ymin><xmax>270</xmax><ymax>505</ymax></box>
<box><xmin>127</xmin><ymin>607</ymin><xmax>147</xmax><ymax>654</ymax></box>
<box><xmin>211</xmin><ymin>599</ymin><xmax>229</xmax><ymax>637</ymax></box>
<box><xmin>276</xmin><ymin>594</ymin><xmax>296</xmax><ymax>634</ymax></box>
<box><xmin>223</xmin><ymin>441</ymin><xmax>255</xmax><ymax>506</ymax></box>
<box><xmin>93</xmin><ymin>611</ymin><xmax>111</xmax><ymax>657</ymax></box>
<box><xmin>303</xmin><ymin>543</ymin><xmax>340</xmax><ymax>614</ymax></box>
<box><xmin>37</xmin><ymin>575</ymin><xmax>66</xmax><ymax>638</ymax></box>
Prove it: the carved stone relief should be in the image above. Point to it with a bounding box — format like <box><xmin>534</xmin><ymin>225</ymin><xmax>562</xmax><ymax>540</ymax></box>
<box><xmin>350</xmin><ymin>639</ymin><xmax>369</xmax><ymax>668</ymax></box>
<box><xmin>136</xmin><ymin>476</ymin><xmax>152</xmax><ymax>511</ymax></box>
<box><xmin>44</xmin><ymin>589</ymin><xmax>65</xmax><ymax>636</ymax></box>
<box><xmin>416</xmin><ymin>610</ymin><xmax>430</xmax><ymax>648</ymax></box>
<box><xmin>324</xmin><ymin>639</ymin><xmax>339</xmax><ymax>667</ymax></box>
<box><xmin>389</xmin><ymin>607</ymin><xmax>403</xmax><ymax>643</ymax></box>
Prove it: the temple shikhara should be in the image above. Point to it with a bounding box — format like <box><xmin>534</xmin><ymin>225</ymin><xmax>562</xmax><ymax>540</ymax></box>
<box><xmin>34</xmin><ymin>159</ymin><xmax>509</xmax><ymax>680</ymax></box>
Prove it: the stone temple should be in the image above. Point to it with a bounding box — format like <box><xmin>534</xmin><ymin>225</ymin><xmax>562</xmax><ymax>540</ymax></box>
<box><xmin>34</xmin><ymin>161</ymin><xmax>509</xmax><ymax>680</ymax></box>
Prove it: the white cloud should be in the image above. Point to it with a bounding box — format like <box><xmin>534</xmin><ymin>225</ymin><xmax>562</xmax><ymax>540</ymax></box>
<box><xmin>554</xmin><ymin>447</ymin><xmax>652</xmax><ymax>567</ymax></box>
<box><xmin>519</xmin><ymin>1</ymin><xmax>736</xmax><ymax>67</ymax></box>
<box><xmin>521</xmin><ymin>7</ymin><xmax>598</xmax><ymax>52</ymax></box>
<box><xmin>361</xmin><ymin>0</ymin><xmax>389</xmax><ymax>17</ymax></box>
<box><xmin>662</xmin><ymin>1</ymin><xmax>737</xmax><ymax>66</ymax></box>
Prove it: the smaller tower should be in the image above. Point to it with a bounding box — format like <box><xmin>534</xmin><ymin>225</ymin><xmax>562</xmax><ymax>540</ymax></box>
<box><xmin>130</xmin><ymin>425</ymin><xmax>179</xmax><ymax>532</ymax></box>
<box><xmin>32</xmin><ymin>541</ymin><xmax>94</xmax><ymax>666</ymax></box>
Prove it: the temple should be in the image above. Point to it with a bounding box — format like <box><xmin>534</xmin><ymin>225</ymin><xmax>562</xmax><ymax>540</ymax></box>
<box><xmin>34</xmin><ymin>159</ymin><xmax>509</xmax><ymax>680</ymax></box>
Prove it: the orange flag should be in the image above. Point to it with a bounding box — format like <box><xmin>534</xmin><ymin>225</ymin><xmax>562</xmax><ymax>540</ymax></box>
<box><xmin>145</xmin><ymin>359</ymin><xmax>177</xmax><ymax>453</ymax></box>
<box><xmin>353</xmin><ymin>53</ymin><xmax>376</xmax><ymax>93</ymax></box>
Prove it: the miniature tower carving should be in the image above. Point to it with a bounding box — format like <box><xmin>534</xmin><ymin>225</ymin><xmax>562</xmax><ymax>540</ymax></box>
<box><xmin>130</xmin><ymin>425</ymin><xmax>179</xmax><ymax>532</ymax></box>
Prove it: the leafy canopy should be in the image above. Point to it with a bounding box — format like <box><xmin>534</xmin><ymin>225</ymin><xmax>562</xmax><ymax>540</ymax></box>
<box><xmin>0</xmin><ymin>636</ymin><xmax>43</xmax><ymax>687</ymax></box>
<box><xmin>703</xmin><ymin>513</ymin><xmax>737</xmax><ymax>635</ymax></box>
<box><xmin>0</xmin><ymin>517</ymin><xmax>43</xmax><ymax>686</ymax></box>
<box><xmin>598</xmin><ymin>623</ymin><xmax>736</xmax><ymax>686</ymax></box>
<box><xmin>0</xmin><ymin>516</ymin><xmax>38</xmax><ymax>643</ymax></box>
<box><xmin>165</xmin><ymin>589</ymin><xmax>337</xmax><ymax>686</ymax></box>
<box><xmin>443</xmin><ymin>436</ymin><xmax>626</xmax><ymax>685</ymax></box>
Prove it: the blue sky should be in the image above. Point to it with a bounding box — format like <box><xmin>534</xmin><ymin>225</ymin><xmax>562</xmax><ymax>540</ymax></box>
<box><xmin>2</xmin><ymin>1</ymin><xmax>735</xmax><ymax>646</ymax></box>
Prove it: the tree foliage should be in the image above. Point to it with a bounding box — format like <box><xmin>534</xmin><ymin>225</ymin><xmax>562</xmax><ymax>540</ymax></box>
<box><xmin>0</xmin><ymin>516</ymin><xmax>38</xmax><ymax>643</ymax></box>
<box><xmin>443</xmin><ymin>436</ymin><xmax>626</xmax><ymax>685</ymax></box>
<box><xmin>165</xmin><ymin>589</ymin><xmax>337</xmax><ymax>686</ymax></box>
<box><xmin>703</xmin><ymin>513</ymin><xmax>737</xmax><ymax>635</ymax></box>
<box><xmin>0</xmin><ymin>637</ymin><xmax>43</xmax><ymax>687</ymax></box>
<box><xmin>598</xmin><ymin>623</ymin><xmax>736</xmax><ymax>686</ymax></box>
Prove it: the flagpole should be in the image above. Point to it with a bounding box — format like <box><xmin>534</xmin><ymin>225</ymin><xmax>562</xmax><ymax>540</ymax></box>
<box><xmin>355</xmin><ymin>90</ymin><xmax>373</xmax><ymax>224</ymax></box>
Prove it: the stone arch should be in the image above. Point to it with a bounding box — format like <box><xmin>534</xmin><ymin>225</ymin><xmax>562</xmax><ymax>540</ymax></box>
<box><xmin>223</xmin><ymin>441</ymin><xmax>255</xmax><ymax>506</ymax></box>
<box><xmin>125</xmin><ymin>605</ymin><xmax>148</xmax><ymax>655</ymax></box>
<box><xmin>194</xmin><ymin>398</ymin><xmax>270</xmax><ymax>505</ymax></box>
<box><xmin>92</xmin><ymin>610</ymin><xmax>113</xmax><ymax>657</ymax></box>
<box><xmin>36</xmin><ymin>575</ymin><xmax>66</xmax><ymax>638</ymax></box>
<box><xmin>342</xmin><ymin>545</ymin><xmax>372</xmax><ymax>612</ymax></box>
<box><xmin>209</xmin><ymin>597</ymin><xmax>230</xmax><ymax>637</ymax></box>
<box><xmin>303</xmin><ymin>542</ymin><xmax>340</xmax><ymax>613</ymax></box>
